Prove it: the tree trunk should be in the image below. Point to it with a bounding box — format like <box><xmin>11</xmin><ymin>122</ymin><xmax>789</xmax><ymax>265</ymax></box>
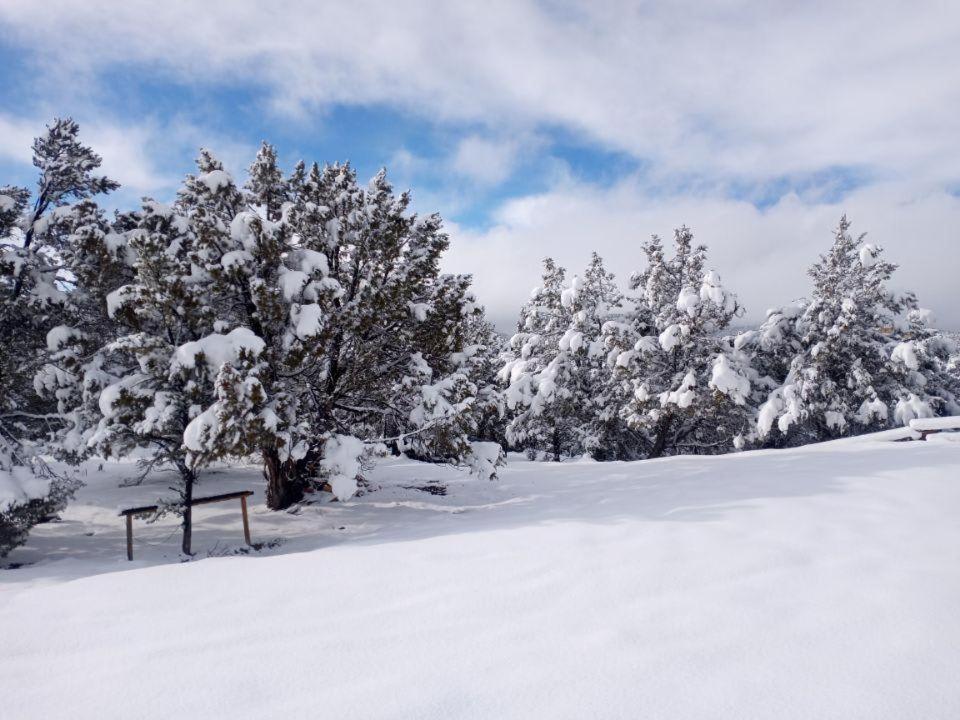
<box><xmin>647</xmin><ymin>414</ymin><xmax>673</xmax><ymax>459</ymax></box>
<box><xmin>552</xmin><ymin>427</ymin><xmax>562</xmax><ymax>462</ymax></box>
<box><xmin>263</xmin><ymin>446</ymin><xmax>305</xmax><ymax>511</ymax></box>
<box><xmin>181</xmin><ymin>467</ymin><xmax>195</xmax><ymax>556</ymax></box>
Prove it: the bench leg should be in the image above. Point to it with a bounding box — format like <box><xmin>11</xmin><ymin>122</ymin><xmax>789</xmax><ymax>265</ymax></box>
<box><xmin>126</xmin><ymin>515</ymin><xmax>134</xmax><ymax>561</ymax></box>
<box><xmin>240</xmin><ymin>495</ymin><xmax>251</xmax><ymax>546</ymax></box>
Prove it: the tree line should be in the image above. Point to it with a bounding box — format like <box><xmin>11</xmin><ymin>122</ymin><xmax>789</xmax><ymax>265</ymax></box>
<box><xmin>1</xmin><ymin>119</ymin><xmax>957</xmax><ymax>556</ymax></box>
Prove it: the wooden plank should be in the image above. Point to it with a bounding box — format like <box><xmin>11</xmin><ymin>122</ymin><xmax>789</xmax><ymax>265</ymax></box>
<box><xmin>189</xmin><ymin>490</ymin><xmax>255</xmax><ymax>507</ymax></box>
<box><xmin>126</xmin><ymin>514</ymin><xmax>134</xmax><ymax>561</ymax></box>
<box><xmin>240</xmin><ymin>495</ymin><xmax>251</xmax><ymax>546</ymax></box>
<box><xmin>120</xmin><ymin>503</ymin><xmax>160</xmax><ymax>517</ymax></box>
<box><xmin>119</xmin><ymin>490</ymin><xmax>253</xmax><ymax>515</ymax></box>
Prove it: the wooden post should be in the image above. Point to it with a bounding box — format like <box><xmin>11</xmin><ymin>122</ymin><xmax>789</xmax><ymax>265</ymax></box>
<box><xmin>240</xmin><ymin>495</ymin><xmax>251</xmax><ymax>546</ymax></box>
<box><xmin>126</xmin><ymin>514</ymin><xmax>133</xmax><ymax>561</ymax></box>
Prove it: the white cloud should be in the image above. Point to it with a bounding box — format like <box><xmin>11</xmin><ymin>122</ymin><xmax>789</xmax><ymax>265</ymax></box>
<box><xmin>1</xmin><ymin>1</ymin><xmax>958</xmax><ymax>184</ymax></box>
<box><xmin>0</xmin><ymin>116</ymin><xmax>36</xmax><ymax>166</ymax></box>
<box><xmin>1</xmin><ymin>1</ymin><xmax>957</xmax><ymax>330</ymax></box>
<box><xmin>450</xmin><ymin>135</ymin><xmax>521</xmax><ymax>186</ymax></box>
<box><xmin>444</xmin><ymin>178</ymin><xmax>960</xmax><ymax>330</ymax></box>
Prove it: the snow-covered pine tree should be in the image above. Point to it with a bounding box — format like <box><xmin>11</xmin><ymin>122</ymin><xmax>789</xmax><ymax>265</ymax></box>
<box><xmin>89</xmin><ymin>196</ymin><xmax>264</xmax><ymax>555</ymax></box>
<box><xmin>886</xmin><ymin>311</ymin><xmax>960</xmax><ymax>423</ymax></box>
<box><xmin>604</xmin><ymin>227</ymin><xmax>752</xmax><ymax>458</ymax></box>
<box><xmin>179</xmin><ymin>152</ymin><xmax>499</xmax><ymax>509</ymax></box>
<box><xmin>756</xmin><ymin>216</ymin><xmax>960</xmax><ymax>443</ymax></box>
<box><xmin>559</xmin><ymin>252</ymin><xmax>639</xmax><ymax>460</ymax></box>
<box><xmin>245</xmin><ymin>141</ymin><xmax>286</xmax><ymax>222</ymax></box>
<box><xmin>35</xmin><ymin>200</ymin><xmax>137</xmax><ymax>460</ymax></box>
<box><xmin>178</xmin><ymin>150</ymin><xmax>330</xmax><ymax>509</ymax></box>
<box><xmin>0</xmin><ymin>119</ymin><xmax>113</xmax><ymax>555</ymax></box>
<box><xmin>499</xmin><ymin>258</ymin><xmax>577</xmax><ymax>460</ymax></box>
<box><xmin>457</xmin><ymin>312</ymin><xmax>507</xmax><ymax>448</ymax></box>
<box><xmin>279</xmin><ymin>164</ymin><xmax>498</xmax><ymax>498</ymax></box>
<box><xmin>504</xmin><ymin>252</ymin><xmax>635</xmax><ymax>461</ymax></box>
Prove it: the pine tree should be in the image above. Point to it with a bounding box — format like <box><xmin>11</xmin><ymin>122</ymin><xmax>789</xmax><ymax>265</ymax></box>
<box><xmin>457</xmin><ymin>312</ymin><xmax>507</xmax><ymax>448</ymax></box>
<box><xmin>88</xmin><ymin>197</ymin><xmax>263</xmax><ymax>554</ymax></box>
<box><xmin>756</xmin><ymin>216</ymin><xmax>960</xmax><ymax>442</ymax></box>
<box><xmin>179</xmin><ymin>151</ymin><xmax>326</xmax><ymax>509</ymax></box>
<box><xmin>0</xmin><ymin>119</ymin><xmax>112</xmax><ymax>556</ymax></box>
<box><xmin>34</xmin><ymin>200</ymin><xmax>136</xmax><ymax>459</ymax></box>
<box><xmin>500</xmin><ymin>258</ymin><xmax>576</xmax><ymax>460</ymax></box>
<box><xmin>245</xmin><ymin>141</ymin><xmax>286</xmax><ymax>222</ymax></box>
<box><xmin>178</xmin><ymin>153</ymin><xmax>499</xmax><ymax>509</ymax></box>
<box><xmin>559</xmin><ymin>252</ymin><xmax>637</xmax><ymax>460</ymax></box>
<box><xmin>605</xmin><ymin>228</ymin><xmax>751</xmax><ymax>458</ymax></box>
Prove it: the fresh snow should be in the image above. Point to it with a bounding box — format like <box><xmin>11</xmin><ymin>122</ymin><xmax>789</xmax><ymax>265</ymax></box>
<box><xmin>3</xmin><ymin>435</ymin><xmax>960</xmax><ymax>719</ymax></box>
<box><xmin>0</xmin><ymin>465</ymin><xmax>50</xmax><ymax>513</ymax></box>
<box><xmin>198</xmin><ymin>168</ymin><xmax>233</xmax><ymax>193</ymax></box>
<box><xmin>44</xmin><ymin>324</ymin><xmax>80</xmax><ymax>352</ymax></box>
<box><xmin>909</xmin><ymin>414</ymin><xmax>960</xmax><ymax>431</ymax></box>
<box><xmin>318</xmin><ymin>433</ymin><xmax>368</xmax><ymax>501</ymax></box>
<box><xmin>104</xmin><ymin>284</ymin><xmax>134</xmax><ymax>318</ymax></box>
<box><xmin>292</xmin><ymin>302</ymin><xmax>323</xmax><ymax>339</ymax></box>
<box><xmin>171</xmin><ymin>327</ymin><xmax>265</xmax><ymax>372</ymax></box>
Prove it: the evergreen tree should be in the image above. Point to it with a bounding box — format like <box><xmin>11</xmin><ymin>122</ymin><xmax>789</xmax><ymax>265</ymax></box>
<box><xmin>0</xmin><ymin>119</ymin><xmax>112</xmax><ymax>555</ymax></box>
<box><xmin>604</xmin><ymin>228</ymin><xmax>751</xmax><ymax>458</ymax></box>
<box><xmin>88</xmin><ymin>198</ymin><xmax>264</xmax><ymax>554</ymax></box>
<box><xmin>756</xmin><ymin>216</ymin><xmax>960</xmax><ymax>442</ymax></box>
<box><xmin>245</xmin><ymin>141</ymin><xmax>286</xmax><ymax>222</ymax></box>
<box><xmin>560</xmin><ymin>252</ymin><xmax>637</xmax><ymax>460</ymax></box>
<box><xmin>34</xmin><ymin>200</ymin><xmax>136</xmax><ymax>459</ymax></box>
<box><xmin>178</xmin><ymin>153</ymin><xmax>500</xmax><ymax>509</ymax></box>
<box><xmin>500</xmin><ymin>258</ymin><xmax>576</xmax><ymax>460</ymax></box>
<box><xmin>457</xmin><ymin>313</ymin><xmax>507</xmax><ymax>448</ymax></box>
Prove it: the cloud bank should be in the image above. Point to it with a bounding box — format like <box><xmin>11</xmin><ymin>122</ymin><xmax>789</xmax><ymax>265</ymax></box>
<box><xmin>0</xmin><ymin>0</ymin><xmax>957</xmax><ymax>326</ymax></box>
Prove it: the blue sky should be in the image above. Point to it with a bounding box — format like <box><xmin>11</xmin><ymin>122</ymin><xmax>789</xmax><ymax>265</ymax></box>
<box><xmin>0</xmin><ymin>1</ymin><xmax>958</xmax><ymax>328</ymax></box>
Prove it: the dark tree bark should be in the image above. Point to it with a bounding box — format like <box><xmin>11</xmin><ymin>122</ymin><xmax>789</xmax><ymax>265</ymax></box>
<box><xmin>263</xmin><ymin>446</ymin><xmax>305</xmax><ymax>510</ymax></box>
<box><xmin>647</xmin><ymin>414</ymin><xmax>673</xmax><ymax>459</ymax></box>
<box><xmin>180</xmin><ymin>466</ymin><xmax>196</xmax><ymax>556</ymax></box>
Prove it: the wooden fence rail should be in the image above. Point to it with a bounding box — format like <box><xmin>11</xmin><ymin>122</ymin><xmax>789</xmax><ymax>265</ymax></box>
<box><xmin>119</xmin><ymin>490</ymin><xmax>254</xmax><ymax>561</ymax></box>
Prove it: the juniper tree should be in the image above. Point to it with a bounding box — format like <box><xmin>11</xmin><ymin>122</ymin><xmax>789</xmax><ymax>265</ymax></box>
<box><xmin>179</xmin><ymin>153</ymin><xmax>498</xmax><ymax>509</ymax></box>
<box><xmin>245</xmin><ymin>141</ymin><xmax>286</xmax><ymax>222</ymax></box>
<box><xmin>278</xmin><ymin>164</ymin><xmax>495</xmax><ymax>499</ymax></box>
<box><xmin>0</xmin><ymin>119</ymin><xmax>113</xmax><ymax>555</ymax></box>
<box><xmin>457</xmin><ymin>313</ymin><xmax>507</xmax><ymax>448</ymax></box>
<box><xmin>605</xmin><ymin>228</ymin><xmax>751</xmax><ymax>458</ymax></box>
<box><xmin>559</xmin><ymin>252</ymin><xmax>638</xmax><ymax>460</ymax></box>
<box><xmin>88</xmin><ymin>198</ymin><xmax>263</xmax><ymax>554</ymax></box>
<box><xmin>176</xmin><ymin>150</ymin><xmax>320</xmax><ymax>509</ymax></box>
<box><xmin>35</xmin><ymin>200</ymin><xmax>136</xmax><ymax>459</ymax></box>
<box><xmin>756</xmin><ymin>216</ymin><xmax>960</xmax><ymax>443</ymax></box>
<box><xmin>499</xmin><ymin>257</ymin><xmax>575</xmax><ymax>460</ymax></box>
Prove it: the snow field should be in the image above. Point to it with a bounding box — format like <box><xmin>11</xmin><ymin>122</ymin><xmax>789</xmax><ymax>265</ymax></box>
<box><xmin>2</xmin><ymin>438</ymin><xmax>960</xmax><ymax>719</ymax></box>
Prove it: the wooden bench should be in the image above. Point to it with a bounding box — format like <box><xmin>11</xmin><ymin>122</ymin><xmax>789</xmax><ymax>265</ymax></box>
<box><xmin>120</xmin><ymin>490</ymin><xmax>254</xmax><ymax>561</ymax></box>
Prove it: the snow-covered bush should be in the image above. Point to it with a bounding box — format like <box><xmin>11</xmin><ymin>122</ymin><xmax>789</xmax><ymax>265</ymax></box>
<box><xmin>0</xmin><ymin>444</ymin><xmax>80</xmax><ymax>557</ymax></box>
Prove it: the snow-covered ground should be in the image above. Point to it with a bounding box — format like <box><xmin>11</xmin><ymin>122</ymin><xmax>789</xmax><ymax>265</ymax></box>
<box><xmin>2</xmin><ymin>435</ymin><xmax>960</xmax><ymax>719</ymax></box>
